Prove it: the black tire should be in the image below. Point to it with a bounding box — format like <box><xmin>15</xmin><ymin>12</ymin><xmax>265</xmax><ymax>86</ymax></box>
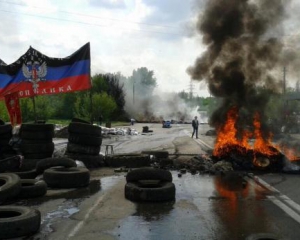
<box><xmin>0</xmin><ymin>132</ymin><xmax>12</xmax><ymax>139</ymax></box>
<box><xmin>0</xmin><ymin>155</ymin><xmax>22</xmax><ymax>173</ymax></box>
<box><xmin>126</xmin><ymin>167</ymin><xmax>172</xmax><ymax>182</ymax></box>
<box><xmin>65</xmin><ymin>153</ymin><xmax>105</xmax><ymax>168</ymax></box>
<box><xmin>245</xmin><ymin>233</ymin><xmax>280</xmax><ymax>240</ymax></box>
<box><xmin>71</xmin><ymin>117</ymin><xmax>90</xmax><ymax>124</ymax></box>
<box><xmin>0</xmin><ymin>119</ymin><xmax>4</xmax><ymax>125</ymax></box>
<box><xmin>0</xmin><ymin>173</ymin><xmax>21</xmax><ymax>203</ymax></box>
<box><xmin>141</xmin><ymin>150</ymin><xmax>169</xmax><ymax>158</ymax></box>
<box><xmin>43</xmin><ymin>167</ymin><xmax>90</xmax><ymax>188</ymax></box>
<box><xmin>125</xmin><ymin>182</ymin><xmax>176</xmax><ymax>202</ymax></box>
<box><xmin>66</xmin><ymin>142</ymin><xmax>100</xmax><ymax>155</ymax></box>
<box><xmin>20</xmin><ymin>130</ymin><xmax>54</xmax><ymax>140</ymax></box>
<box><xmin>18</xmin><ymin>179</ymin><xmax>47</xmax><ymax>198</ymax></box>
<box><xmin>21</xmin><ymin>142</ymin><xmax>54</xmax><ymax>154</ymax></box>
<box><xmin>68</xmin><ymin>133</ymin><xmax>102</xmax><ymax>146</ymax></box>
<box><xmin>12</xmin><ymin>169</ymin><xmax>38</xmax><ymax>179</ymax></box>
<box><xmin>105</xmin><ymin>155</ymin><xmax>151</xmax><ymax>168</ymax></box>
<box><xmin>36</xmin><ymin>157</ymin><xmax>77</xmax><ymax>174</ymax></box>
<box><xmin>0</xmin><ymin>124</ymin><xmax>12</xmax><ymax>135</ymax></box>
<box><xmin>19</xmin><ymin>158</ymin><xmax>42</xmax><ymax>171</ymax></box>
<box><xmin>68</xmin><ymin>122</ymin><xmax>102</xmax><ymax>136</ymax></box>
<box><xmin>0</xmin><ymin>206</ymin><xmax>41</xmax><ymax>239</ymax></box>
<box><xmin>23</xmin><ymin>152</ymin><xmax>53</xmax><ymax>159</ymax></box>
<box><xmin>20</xmin><ymin>123</ymin><xmax>54</xmax><ymax>132</ymax></box>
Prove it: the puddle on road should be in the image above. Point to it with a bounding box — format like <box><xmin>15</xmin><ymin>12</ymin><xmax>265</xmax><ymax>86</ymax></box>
<box><xmin>111</xmin><ymin>172</ymin><xmax>277</xmax><ymax>240</ymax></box>
<box><xmin>11</xmin><ymin>175</ymin><xmax>122</xmax><ymax>240</ymax></box>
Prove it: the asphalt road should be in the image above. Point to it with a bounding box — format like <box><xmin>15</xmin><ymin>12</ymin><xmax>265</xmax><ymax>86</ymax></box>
<box><xmin>6</xmin><ymin>123</ymin><xmax>300</xmax><ymax>240</ymax></box>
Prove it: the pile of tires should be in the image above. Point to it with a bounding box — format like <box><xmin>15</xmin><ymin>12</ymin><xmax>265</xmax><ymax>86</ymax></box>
<box><xmin>125</xmin><ymin>167</ymin><xmax>176</xmax><ymax>202</ymax></box>
<box><xmin>105</xmin><ymin>153</ymin><xmax>151</xmax><ymax>168</ymax></box>
<box><xmin>0</xmin><ymin>123</ymin><xmax>14</xmax><ymax>158</ymax></box>
<box><xmin>65</xmin><ymin>122</ymin><xmax>103</xmax><ymax>168</ymax></box>
<box><xmin>43</xmin><ymin>166</ymin><xmax>90</xmax><ymax>188</ymax></box>
<box><xmin>0</xmin><ymin>173</ymin><xmax>42</xmax><ymax>238</ymax></box>
<box><xmin>20</xmin><ymin>123</ymin><xmax>55</xmax><ymax>159</ymax></box>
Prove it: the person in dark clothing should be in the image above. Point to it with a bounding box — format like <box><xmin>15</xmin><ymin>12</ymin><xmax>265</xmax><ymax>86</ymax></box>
<box><xmin>191</xmin><ymin>116</ymin><xmax>199</xmax><ymax>138</ymax></box>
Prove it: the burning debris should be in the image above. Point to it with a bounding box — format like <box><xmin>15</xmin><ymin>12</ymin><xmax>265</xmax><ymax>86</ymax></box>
<box><xmin>187</xmin><ymin>0</ymin><xmax>299</xmax><ymax>171</ymax></box>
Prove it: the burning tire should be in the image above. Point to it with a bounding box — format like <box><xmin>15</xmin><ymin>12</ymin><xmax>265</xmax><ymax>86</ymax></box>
<box><xmin>68</xmin><ymin>133</ymin><xmax>102</xmax><ymax>146</ymax></box>
<box><xmin>43</xmin><ymin>167</ymin><xmax>90</xmax><ymax>188</ymax></box>
<box><xmin>105</xmin><ymin>155</ymin><xmax>151</xmax><ymax>168</ymax></box>
<box><xmin>68</xmin><ymin>122</ymin><xmax>102</xmax><ymax>136</ymax></box>
<box><xmin>18</xmin><ymin>179</ymin><xmax>47</xmax><ymax>198</ymax></box>
<box><xmin>66</xmin><ymin>142</ymin><xmax>100</xmax><ymax>155</ymax></box>
<box><xmin>0</xmin><ymin>173</ymin><xmax>21</xmax><ymax>203</ymax></box>
<box><xmin>141</xmin><ymin>150</ymin><xmax>169</xmax><ymax>158</ymax></box>
<box><xmin>126</xmin><ymin>168</ymin><xmax>172</xmax><ymax>182</ymax></box>
<box><xmin>0</xmin><ymin>206</ymin><xmax>41</xmax><ymax>239</ymax></box>
<box><xmin>36</xmin><ymin>157</ymin><xmax>77</xmax><ymax>174</ymax></box>
<box><xmin>125</xmin><ymin>181</ymin><xmax>176</xmax><ymax>202</ymax></box>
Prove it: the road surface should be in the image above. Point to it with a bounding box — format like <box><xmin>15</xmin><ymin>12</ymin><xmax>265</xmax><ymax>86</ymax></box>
<box><xmin>6</xmin><ymin>123</ymin><xmax>300</xmax><ymax>240</ymax></box>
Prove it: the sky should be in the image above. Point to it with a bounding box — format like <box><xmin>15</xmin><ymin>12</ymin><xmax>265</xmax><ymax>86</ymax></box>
<box><xmin>0</xmin><ymin>0</ymin><xmax>209</xmax><ymax>97</ymax></box>
<box><xmin>0</xmin><ymin>0</ymin><xmax>299</xmax><ymax>98</ymax></box>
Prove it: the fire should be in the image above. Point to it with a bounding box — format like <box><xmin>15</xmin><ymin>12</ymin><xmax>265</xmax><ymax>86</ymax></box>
<box><xmin>213</xmin><ymin>107</ymin><xmax>280</xmax><ymax>162</ymax></box>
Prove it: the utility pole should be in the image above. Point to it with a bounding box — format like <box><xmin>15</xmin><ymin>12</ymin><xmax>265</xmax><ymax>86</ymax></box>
<box><xmin>133</xmin><ymin>80</ymin><xmax>135</xmax><ymax>105</ymax></box>
<box><xmin>283</xmin><ymin>66</ymin><xmax>287</xmax><ymax>122</ymax></box>
<box><xmin>283</xmin><ymin>66</ymin><xmax>286</xmax><ymax>95</ymax></box>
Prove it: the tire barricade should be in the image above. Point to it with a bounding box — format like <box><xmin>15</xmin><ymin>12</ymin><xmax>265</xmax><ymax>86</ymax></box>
<box><xmin>0</xmin><ymin>124</ymin><xmax>14</xmax><ymax>157</ymax></box>
<box><xmin>19</xmin><ymin>123</ymin><xmax>55</xmax><ymax>159</ymax></box>
<box><xmin>65</xmin><ymin>122</ymin><xmax>103</xmax><ymax>167</ymax></box>
<box><xmin>125</xmin><ymin>167</ymin><xmax>176</xmax><ymax>202</ymax></box>
<box><xmin>105</xmin><ymin>154</ymin><xmax>151</xmax><ymax>168</ymax></box>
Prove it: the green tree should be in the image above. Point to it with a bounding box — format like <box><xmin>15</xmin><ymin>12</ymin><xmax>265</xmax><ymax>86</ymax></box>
<box><xmin>74</xmin><ymin>92</ymin><xmax>117</xmax><ymax>122</ymax></box>
<box><xmin>0</xmin><ymin>101</ymin><xmax>9</xmax><ymax>122</ymax></box>
<box><xmin>129</xmin><ymin>67</ymin><xmax>157</xmax><ymax>97</ymax></box>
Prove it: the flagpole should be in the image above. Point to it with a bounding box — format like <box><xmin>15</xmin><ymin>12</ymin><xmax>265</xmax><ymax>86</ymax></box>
<box><xmin>32</xmin><ymin>96</ymin><xmax>37</xmax><ymax>123</ymax></box>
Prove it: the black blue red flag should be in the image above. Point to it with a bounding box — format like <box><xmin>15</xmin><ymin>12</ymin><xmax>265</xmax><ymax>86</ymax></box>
<box><xmin>0</xmin><ymin>42</ymin><xmax>91</xmax><ymax>98</ymax></box>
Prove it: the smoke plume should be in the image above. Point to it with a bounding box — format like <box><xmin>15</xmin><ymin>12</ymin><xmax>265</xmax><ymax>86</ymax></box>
<box><xmin>187</xmin><ymin>0</ymin><xmax>289</xmax><ymax>132</ymax></box>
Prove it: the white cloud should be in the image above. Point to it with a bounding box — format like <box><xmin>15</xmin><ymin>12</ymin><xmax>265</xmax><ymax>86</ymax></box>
<box><xmin>0</xmin><ymin>0</ymin><xmax>208</xmax><ymax>95</ymax></box>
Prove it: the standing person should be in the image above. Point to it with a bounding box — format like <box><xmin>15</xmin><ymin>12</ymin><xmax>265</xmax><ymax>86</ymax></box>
<box><xmin>191</xmin><ymin>116</ymin><xmax>199</xmax><ymax>138</ymax></box>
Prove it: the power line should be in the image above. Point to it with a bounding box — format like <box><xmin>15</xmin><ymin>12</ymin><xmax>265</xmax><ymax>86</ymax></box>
<box><xmin>0</xmin><ymin>0</ymin><xmax>182</xmax><ymax>30</ymax></box>
<box><xmin>0</xmin><ymin>9</ymin><xmax>182</xmax><ymax>36</ymax></box>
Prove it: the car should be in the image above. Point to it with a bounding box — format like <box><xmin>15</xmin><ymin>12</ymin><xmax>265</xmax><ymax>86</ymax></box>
<box><xmin>162</xmin><ymin>120</ymin><xmax>172</xmax><ymax>128</ymax></box>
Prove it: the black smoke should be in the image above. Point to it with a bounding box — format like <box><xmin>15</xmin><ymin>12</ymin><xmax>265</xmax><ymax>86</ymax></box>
<box><xmin>187</xmin><ymin>0</ymin><xmax>287</xmax><ymax>134</ymax></box>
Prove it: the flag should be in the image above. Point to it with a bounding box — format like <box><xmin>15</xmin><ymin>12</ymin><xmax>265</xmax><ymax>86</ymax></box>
<box><xmin>0</xmin><ymin>42</ymin><xmax>91</xmax><ymax>99</ymax></box>
<box><xmin>4</xmin><ymin>92</ymin><xmax>22</xmax><ymax>126</ymax></box>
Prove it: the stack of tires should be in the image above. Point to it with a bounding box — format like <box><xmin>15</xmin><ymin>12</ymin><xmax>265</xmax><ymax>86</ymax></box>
<box><xmin>20</xmin><ymin>124</ymin><xmax>55</xmax><ymax>159</ymax></box>
<box><xmin>125</xmin><ymin>167</ymin><xmax>176</xmax><ymax>202</ymax></box>
<box><xmin>65</xmin><ymin>122</ymin><xmax>103</xmax><ymax>168</ymax></box>
<box><xmin>0</xmin><ymin>172</ymin><xmax>42</xmax><ymax>239</ymax></box>
<box><xmin>0</xmin><ymin>123</ymin><xmax>14</xmax><ymax>158</ymax></box>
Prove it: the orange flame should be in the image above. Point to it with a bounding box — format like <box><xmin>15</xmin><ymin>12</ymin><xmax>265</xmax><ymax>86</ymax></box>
<box><xmin>213</xmin><ymin>107</ymin><xmax>279</xmax><ymax>160</ymax></box>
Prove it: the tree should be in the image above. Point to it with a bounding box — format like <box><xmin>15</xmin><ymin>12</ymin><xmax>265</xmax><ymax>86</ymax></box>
<box><xmin>74</xmin><ymin>92</ymin><xmax>117</xmax><ymax>122</ymax></box>
<box><xmin>129</xmin><ymin>67</ymin><xmax>157</xmax><ymax>97</ymax></box>
<box><xmin>91</xmin><ymin>73</ymin><xmax>126</xmax><ymax>120</ymax></box>
<box><xmin>0</xmin><ymin>101</ymin><xmax>9</xmax><ymax>122</ymax></box>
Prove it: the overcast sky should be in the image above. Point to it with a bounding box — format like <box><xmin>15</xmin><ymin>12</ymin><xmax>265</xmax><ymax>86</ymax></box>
<box><xmin>0</xmin><ymin>0</ymin><xmax>209</xmax><ymax>96</ymax></box>
<box><xmin>0</xmin><ymin>0</ymin><xmax>299</xmax><ymax>97</ymax></box>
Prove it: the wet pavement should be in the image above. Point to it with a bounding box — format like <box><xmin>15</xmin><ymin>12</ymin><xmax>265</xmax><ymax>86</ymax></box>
<box><xmin>5</xmin><ymin>123</ymin><xmax>300</xmax><ymax>239</ymax></box>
